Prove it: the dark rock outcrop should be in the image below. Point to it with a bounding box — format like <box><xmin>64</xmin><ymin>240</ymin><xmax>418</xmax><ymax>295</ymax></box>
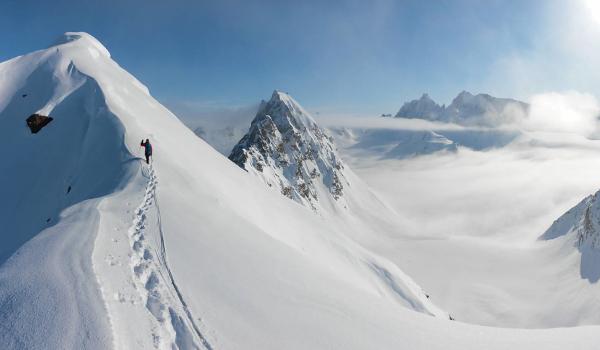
<box><xmin>26</xmin><ymin>114</ymin><xmax>53</xmax><ymax>134</ymax></box>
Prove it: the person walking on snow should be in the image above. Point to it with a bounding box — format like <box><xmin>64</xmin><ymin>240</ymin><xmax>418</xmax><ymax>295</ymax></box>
<box><xmin>140</xmin><ymin>139</ymin><xmax>152</xmax><ymax>164</ymax></box>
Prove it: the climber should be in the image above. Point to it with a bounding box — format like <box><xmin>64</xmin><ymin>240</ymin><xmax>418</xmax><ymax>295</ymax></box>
<box><xmin>140</xmin><ymin>139</ymin><xmax>152</xmax><ymax>164</ymax></box>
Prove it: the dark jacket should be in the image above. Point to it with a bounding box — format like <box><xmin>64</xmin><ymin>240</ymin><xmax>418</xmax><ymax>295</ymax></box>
<box><xmin>141</xmin><ymin>140</ymin><xmax>152</xmax><ymax>156</ymax></box>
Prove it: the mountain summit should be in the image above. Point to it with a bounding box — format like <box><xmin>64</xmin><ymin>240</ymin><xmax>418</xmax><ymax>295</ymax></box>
<box><xmin>229</xmin><ymin>91</ymin><xmax>348</xmax><ymax>211</ymax></box>
<box><xmin>395</xmin><ymin>93</ymin><xmax>445</xmax><ymax>121</ymax></box>
<box><xmin>395</xmin><ymin>91</ymin><xmax>529</xmax><ymax>126</ymax></box>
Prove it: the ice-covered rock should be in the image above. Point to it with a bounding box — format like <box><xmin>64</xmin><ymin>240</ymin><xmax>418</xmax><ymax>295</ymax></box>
<box><xmin>229</xmin><ymin>91</ymin><xmax>348</xmax><ymax>210</ymax></box>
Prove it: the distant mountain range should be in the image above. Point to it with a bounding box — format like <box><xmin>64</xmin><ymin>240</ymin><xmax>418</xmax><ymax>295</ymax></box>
<box><xmin>392</xmin><ymin>91</ymin><xmax>529</xmax><ymax>126</ymax></box>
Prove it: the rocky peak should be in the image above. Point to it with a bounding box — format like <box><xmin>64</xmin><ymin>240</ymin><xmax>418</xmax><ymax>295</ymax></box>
<box><xmin>453</xmin><ymin>90</ymin><xmax>473</xmax><ymax>103</ymax></box>
<box><xmin>396</xmin><ymin>91</ymin><xmax>529</xmax><ymax>126</ymax></box>
<box><xmin>229</xmin><ymin>91</ymin><xmax>348</xmax><ymax>211</ymax></box>
<box><xmin>395</xmin><ymin>93</ymin><xmax>444</xmax><ymax>120</ymax></box>
<box><xmin>419</xmin><ymin>93</ymin><xmax>433</xmax><ymax>101</ymax></box>
<box><xmin>541</xmin><ymin>190</ymin><xmax>600</xmax><ymax>282</ymax></box>
<box><xmin>542</xmin><ymin>191</ymin><xmax>600</xmax><ymax>250</ymax></box>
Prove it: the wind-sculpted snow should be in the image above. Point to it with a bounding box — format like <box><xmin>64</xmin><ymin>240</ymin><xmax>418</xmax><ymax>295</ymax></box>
<box><xmin>542</xmin><ymin>191</ymin><xmax>600</xmax><ymax>282</ymax></box>
<box><xmin>0</xmin><ymin>33</ymin><xmax>134</xmax><ymax>349</ymax></box>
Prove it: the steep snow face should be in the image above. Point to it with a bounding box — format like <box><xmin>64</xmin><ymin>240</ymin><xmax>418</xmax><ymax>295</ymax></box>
<box><xmin>0</xmin><ymin>33</ymin><xmax>132</xmax><ymax>264</ymax></box>
<box><xmin>395</xmin><ymin>93</ymin><xmax>445</xmax><ymax>121</ymax></box>
<box><xmin>541</xmin><ymin>191</ymin><xmax>600</xmax><ymax>282</ymax></box>
<box><xmin>395</xmin><ymin>91</ymin><xmax>529</xmax><ymax>126</ymax></box>
<box><xmin>229</xmin><ymin>91</ymin><xmax>348</xmax><ymax>210</ymax></box>
<box><xmin>0</xmin><ymin>32</ymin><xmax>137</xmax><ymax>349</ymax></box>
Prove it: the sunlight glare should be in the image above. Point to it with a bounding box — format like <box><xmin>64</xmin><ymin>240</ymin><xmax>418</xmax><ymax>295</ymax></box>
<box><xmin>582</xmin><ymin>0</ymin><xmax>600</xmax><ymax>26</ymax></box>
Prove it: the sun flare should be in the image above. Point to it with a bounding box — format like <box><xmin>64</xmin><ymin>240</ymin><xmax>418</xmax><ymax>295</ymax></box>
<box><xmin>582</xmin><ymin>0</ymin><xmax>600</xmax><ymax>26</ymax></box>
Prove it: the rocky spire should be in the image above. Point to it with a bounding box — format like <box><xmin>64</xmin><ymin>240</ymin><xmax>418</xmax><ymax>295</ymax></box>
<box><xmin>229</xmin><ymin>91</ymin><xmax>348</xmax><ymax>210</ymax></box>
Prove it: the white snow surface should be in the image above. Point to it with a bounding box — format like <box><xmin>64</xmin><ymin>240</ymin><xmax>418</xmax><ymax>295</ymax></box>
<box><xmin>1</xmin><ymin>32</ymin><xmax>600</xmax><ymax>350</ymax></box>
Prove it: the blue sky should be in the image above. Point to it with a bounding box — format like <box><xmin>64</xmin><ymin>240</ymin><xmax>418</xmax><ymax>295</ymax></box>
<box><xmin>2</xmin><ymin>0</ymin><xmax>599</xmax><ymax>114</ymax></box>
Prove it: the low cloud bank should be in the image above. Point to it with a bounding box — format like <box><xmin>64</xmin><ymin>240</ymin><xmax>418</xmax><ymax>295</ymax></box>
<box><xmin>318</xmin><ymin>91</ymin><xmax>600</xmax><ymax>141</ymax></box>
<box><xmin>521</xmin><ymin>91</ymin><xmax>600</xmax><ymax>137</ymax></box>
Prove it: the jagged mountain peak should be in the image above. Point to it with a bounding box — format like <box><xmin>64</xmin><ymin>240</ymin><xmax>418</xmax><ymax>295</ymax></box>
<box><xmin>542</xmin><ymin>191</ymin><xmax>600</xmax><ymax>249</ymax></box>
<box><xmin>396</xmin><ymin>90</ymin><xmax>529</xmax><ymax>126</ymax></box>
<box><xmin>452</xmin><ymin>90</ymin><xmax>474</xmax><ymax>103</ymax></box>
<box><xmin>257</xmin><ymin>90</ymin><xmax>318</xmax><ymax>131</ymax></box>
<box><xmin>229</xmin><ymin>91</ymin><xmax>348</xmax><ymax>211</ymax></box>
<box><xmin>395</xmin><ymin>92</ymin><xmax>444</xmax><ymax>120</ymax></box>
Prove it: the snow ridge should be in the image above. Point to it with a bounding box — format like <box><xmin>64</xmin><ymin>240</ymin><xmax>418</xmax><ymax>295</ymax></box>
<box><xmin>128</xmin><ymin>166</ymin><xmax>212</xmax><ymax>350</ymax></box>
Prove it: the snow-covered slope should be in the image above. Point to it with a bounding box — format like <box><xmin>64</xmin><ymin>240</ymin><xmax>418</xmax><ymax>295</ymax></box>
<box><xmin>1</xmin><ymin>32</ymin><xmax>600</xmax><ymax>350</ymax></box>
<box><xmin>541</xmin><ymin>191</ymin><xmax>600</xmax><ymax>282</ymax></box>
<box><xmin>395</xmin><ymin>91</ymin><xmax>529</xmax><ymax>126</ymax></box>
<box><xmin>0</xmin><ymin>33</ymin><xmax>448</xmax><ymax>349</ymax></box>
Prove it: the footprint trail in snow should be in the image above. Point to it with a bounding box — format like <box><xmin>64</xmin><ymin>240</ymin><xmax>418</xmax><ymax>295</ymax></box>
<box><xmin>128</xmin><ymin>165</ymin><xmax>213</xmax><ymax>350</ymax></box>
